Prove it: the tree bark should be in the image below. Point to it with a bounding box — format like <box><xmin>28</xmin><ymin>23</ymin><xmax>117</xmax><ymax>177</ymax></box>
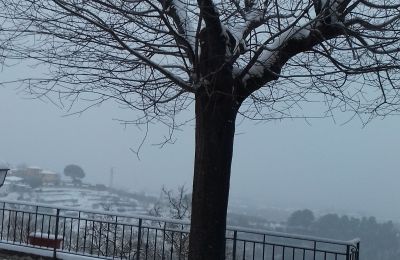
<box><xmin>188</xmin><ymin>89</ymin><xmax>239</xmax><ymax>260</ymax></box>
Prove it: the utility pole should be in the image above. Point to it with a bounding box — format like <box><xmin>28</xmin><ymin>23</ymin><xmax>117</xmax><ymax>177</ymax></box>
<box><xmin>109</xmin><ymin>167</ymin><xmax>114</xmax><ymax>189</ymax></box>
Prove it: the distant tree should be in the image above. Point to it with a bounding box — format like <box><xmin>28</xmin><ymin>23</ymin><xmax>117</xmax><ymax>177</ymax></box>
<box><xmin>312</xmin><ymin>213</ymin><xmax>342</xmax><ymax>237</ymax></box>
<box><xmin>64</xmin><ymin>164</ymin><xmax>85</xmax><ymax>181</ymax></box>
<box><xmin>150</xmin><ymin>186</ymin><xmax>191</xmax><ymax>259</ymax></box>
<box><xmin>287</xmin><ymin>209</ymin><xmax>315</xmax><ymax>228</ymax></box>
<box><xmin>299</xmin><ymin>211</ymin><xmax>400</xmax><ymax>260</ymax></box>
<box><xmin>150</xmin><ymin>185</ymin><xmax>191</xmax><ymax>221</ymax></box>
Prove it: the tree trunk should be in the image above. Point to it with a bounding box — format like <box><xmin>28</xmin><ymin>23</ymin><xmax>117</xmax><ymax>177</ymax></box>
<box><xmin>188</xmin><ymin>89</ymin><xmax>239</xmax><ymax>260</ymax></box>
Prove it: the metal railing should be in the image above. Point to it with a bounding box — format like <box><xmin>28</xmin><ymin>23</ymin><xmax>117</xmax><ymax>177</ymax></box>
<box><xmin>0</xmin><ymin>200</ymin><xmax>360</xmax><ymax>260</ymax></box>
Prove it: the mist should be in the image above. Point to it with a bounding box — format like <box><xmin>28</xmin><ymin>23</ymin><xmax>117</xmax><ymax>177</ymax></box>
<box><xmin>1</xmin><ymin>84</ymin><xmax>400</xmax><ymax>222</ymax></box>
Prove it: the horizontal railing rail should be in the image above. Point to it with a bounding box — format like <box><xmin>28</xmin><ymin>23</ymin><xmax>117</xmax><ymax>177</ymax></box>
<box><xmin>0</xmin><ymin>200</ymin><xmax>360</xmax><ymax>260</ymax></box>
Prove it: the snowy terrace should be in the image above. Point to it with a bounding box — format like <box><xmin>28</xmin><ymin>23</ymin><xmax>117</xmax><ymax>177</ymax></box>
<box><xmin>0</xmin><ymin>200</ymin><xmax>360</xmax><ymax>260</ymax></box>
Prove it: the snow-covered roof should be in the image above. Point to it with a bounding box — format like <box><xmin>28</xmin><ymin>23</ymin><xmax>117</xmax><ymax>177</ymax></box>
<box><xmin>41</xmin><ymin>170</ymin><xmax>57</xmax><ymax>175</ymax></box>
<box><xmin>13</xmin><ymin>183</ymin><xmax>30</xmax><ymax>188</ymax></box>
<box><xmin>6</xmin><ymin>176</ymin><xmax>23</xmax><ymax>182</ymax></box>
<box><xmin>28</xmin><ymin>166</ymin><xmax>42</xmax><ymax>170</ymax></box>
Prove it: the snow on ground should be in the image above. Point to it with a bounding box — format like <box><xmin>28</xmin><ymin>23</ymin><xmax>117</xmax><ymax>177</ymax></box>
<box><xmin>0</xmin><ymin>183</ymin><xmax>153</xmax><ymax>216</ymax></box>
<box><xmin>0</xmin><ymin>241</ymin><xmax>104</xmax><ymax>259</ymax></box>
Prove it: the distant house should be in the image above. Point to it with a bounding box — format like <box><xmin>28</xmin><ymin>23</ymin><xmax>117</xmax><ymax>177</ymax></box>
<box><xmin>39</xmin><ymin>170</ymin><xmax>60</xmax><ymax>184</ymax></box>
<box><xmin>9</xmin><ymin>166</ymin><xmax>61</xmax><ymax>186</ymax></box>
<box><xmin>10</xmin><ymin>166</ymin><xmax>42</xmax><ymax>178</ymax></box>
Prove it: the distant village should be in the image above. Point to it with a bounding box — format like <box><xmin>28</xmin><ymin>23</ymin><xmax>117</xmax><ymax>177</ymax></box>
<box><xmin>4</xmin><ymin>165</ymin><xmax>104</xmax><ymax>193</ymax></box>
<box><xmin>1</xmin><ymin>165</ymin><xmax>285</xmax><ymax>231</ymax></box>
<box><xmin>0</xmin><ymin>165</ymin><xmax>159</xmax><ymax>216</ymax></box>
<box><xmin>7</xmin><ymin>166</ymin><xmax>60</xmax><ymax>187</ymax></box>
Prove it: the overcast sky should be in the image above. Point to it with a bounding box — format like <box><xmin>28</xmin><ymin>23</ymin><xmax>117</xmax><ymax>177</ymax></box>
<box><xmin>1</xmin><ymin>80</ymin><xmax>400</xmax><ymax>222</ymax></box>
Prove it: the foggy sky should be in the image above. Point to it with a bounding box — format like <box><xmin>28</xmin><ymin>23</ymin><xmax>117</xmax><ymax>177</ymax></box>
<box><xmin>1</xmin><ymin>84</ymin><xmax>400</xmax><ymax>222</ymax></box>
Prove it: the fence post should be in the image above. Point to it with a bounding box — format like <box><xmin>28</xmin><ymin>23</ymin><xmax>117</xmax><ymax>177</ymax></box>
<box><xmin>346</xmin><ymin>245</ymin><xmax>350</xmax><ymax>260</ymax></box>
<box><xmin>136</xmin><ymin>218</ymin><xmax>142</xmax><ymax>260</ymax></box>
<box><xmin>1</xmin><ymin>202</ymin><xmax>5</xmax><ymax>240</ymax></box>
<box><xmin>53</xmin><ymin>208</ymin><xmax>60</xmax><ymax>259</ymax></box>
<box><xmin>232</xmin><ymin>230</ymin><xmax>237</xmax><ymax>260</ymax></box>
<box><xmin>356</xmin><ymin>242</ymin><xmax>360</xmax><ymax>260</ymax></box>
<box><xmin>313</xmin><ymin>241</ymin><xmax>317</xmax><ymax>260</ymax></box>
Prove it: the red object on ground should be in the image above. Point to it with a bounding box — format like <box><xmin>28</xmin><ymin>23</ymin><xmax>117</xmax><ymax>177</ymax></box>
<box><xmin>28</xmin><ymin>232</ymin><xmax>62</xmax><ymax>249</ymax></box>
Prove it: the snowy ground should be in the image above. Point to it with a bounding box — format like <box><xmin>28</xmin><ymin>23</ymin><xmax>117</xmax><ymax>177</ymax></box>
<box><xmin>0</xmin><ymin>183</ymin><xmax>155</xmax><ymax>216</ymax></box>
<box><xmin>0</xmin><ymin>241</ymin><xmax>103</xmax><ymax>259</ymax></box>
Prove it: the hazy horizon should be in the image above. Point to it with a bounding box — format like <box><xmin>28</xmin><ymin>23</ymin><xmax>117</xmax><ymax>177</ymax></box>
<box><xmin>1</xmin><ymin>84</ymin><xmax>400</xmax><ymax>222</ymax></box>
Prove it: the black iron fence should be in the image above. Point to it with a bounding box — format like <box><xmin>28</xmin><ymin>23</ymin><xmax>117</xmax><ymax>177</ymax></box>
<box><xmin>0</xmin><ymin>200</ymin><xmax>360</xmax><ymax>260</ymax></box>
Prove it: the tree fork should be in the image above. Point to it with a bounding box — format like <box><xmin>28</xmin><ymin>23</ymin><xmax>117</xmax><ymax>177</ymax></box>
<box><xmin>188</xmin><ymin>89</ymin><xmax>239</xmax><ymax>260</ymax></box>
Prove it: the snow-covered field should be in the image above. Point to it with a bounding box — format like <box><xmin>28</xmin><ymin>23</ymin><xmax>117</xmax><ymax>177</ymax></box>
<box><xmin>0</xmin><ymin>183</ymin><xmax>155</xmax><ymax>216</ymax></box>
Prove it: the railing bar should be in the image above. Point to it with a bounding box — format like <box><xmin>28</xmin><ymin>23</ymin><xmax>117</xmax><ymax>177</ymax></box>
<box><xmin>252</xmin><ymin>241</ymin><xmax>256</xmax><ymax>260</ymax></box>
<box><xmin>34</xmin><ymin>206</ymin><xmax>38</xmax><ymax>240</ymax></box>
<box><xmin>292</xmin><ymin>248</ymin><xmax>295</xmax><ymax>260</ymax></box>
<box><xmin>272</xmin><ymin>245</ymin><xmax>275</xmax><ymax>260</ymax></box>
<box><xmin>121</xmin><ymin>224</ymin><xmax>125</xmax><ymax>260</ymax></box>
<box><xmin>145</xmin><ymin>227</ymin><xmax>150</xmax><ymax>260</ymax></box>
<box><xmin>153</xmin><ymin>229</ymin><xmax>158</xmax><ymax>260</ymax></box>
<box><xmin>53</xmin><ymin>208</ymin><xmax>60</xmax><ymax>259</ymax></box>
<box><xmin>136</xmin><ymin>218</ymin><xmax>142</xmax><ymax>260</ymax></box>
<box><xmin>83</xmin><ymin>219</ymin><xmax>88</xmax><ymax>254</ymax></box>
<box><xmin>170</xmin><ymin>231</ymin><xmax>175</xmax><ymax>259</ymax></box>
<box><xmin>303</xmin><ymin>249</ymin><xmax>306</xmax><ymax>260</ymax></box>
<box><xmin>13</xmin><ymin>210</ymin><xmax>18</xmax><ymax>243</ymax></box>
<box><xmin>128</xmin><ymin>226</ymin><xmax>133</xmax><ymax>259</ymax></box>
<box><xmin>162</xmin><ymin>223</ymin><xmax>166</xmax><ymax>260</ymax></box>
<box><xmin>1</xmin><ymin>202</ymin><xmax>5</xmax><ymax>240</ymax></box>
<box><xmin>90</xmin><ymin>220</ymin><xmax>95</xmax><ymax>255</ymax></box>
<box><xmin>20</xmin><ymin>211</ymin><xmax>25</xmax><ymax>244</ymax></box>
<box><xmin>40</xmin><ymin>211</ymin><xmax>44</xmax><ymax>238</ymax></box>
<box><xmin>76</xmin><ymin>211</ymin><xmax>81</xmax><ymax>253</ymax></box>
<box><xmin>283</xmin><ymin>246</ymin><xmax>286</xmax><ymax>260</ymax></box>
<box><xmin>242</xmin><ymin>241</ymin><xmax>246</xmax><ymax>260</ymax></box>
<box><xmin>69</xmin><ymin>216</ymin><xmax>73</xmax><ymax>252</ymax></box>
<box><xmin>47</xmin><ymin>213</ymin><xmax>51</xmax><ymax>238</ymax></box>
<box><xmin>62</xmin><ymin>216</ymin><xmax>66</xmax><ymax>251</ymax></box>
<box><xmin>262</xmin><ymin>234</ymin><xmax>266</xmax><ymax>260</ymax></box>
<box><xmin>98</xmin><ymin>221</ymin><xmax>103</xmax><ymax>257</ymax></box>
<box><xmin>26</xmin><ymin>212</ymin><xmax>31</xmax><ymax>244</ymax></box>
<box><xmin>113</xmin><ymin>216</ymin><xmax>118</xmax><ymax>259</ymax></box>
<box><xmin>313</xmin><ymin>241</ymin><xmax>316</xmax><ymax>260</ymax></box>
<box><xmin>178</xmin><ymin>231</ymin><xmax>182</xmax><ymax>260</ymax></box>
<box><xmin>106</xmin><ymin>222</ymin><xmax>110</xmax><ymax>256</ymax></box>
<box><xmin>128</xmin><ymin>225</ymin><xmax>133</xmax><ymax>260</ymax></box>
<box><xmin>232</xmin><ymin>230</ymin><xmax>237</xmax><ymax>260</ymax></box>
<box><xmin>324</xmin><ymin>251</ymin><xmax>327</xmax><ymax>260</ymax></box>
<box><xmin>7</xmin><ymin>209</ymin><xmax>11</xmax><ymax>241</ymax></box>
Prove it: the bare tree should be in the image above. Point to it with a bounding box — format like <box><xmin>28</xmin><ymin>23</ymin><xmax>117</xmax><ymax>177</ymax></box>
<box><xmin>1</xmin><ymin>0</ymin><xmax>400</xmax><ymax>259</ymax></box>
<box><xmin>150</xmin><ymin>186</ymin><xmax>191</xmax><ymax>259</ymax></box>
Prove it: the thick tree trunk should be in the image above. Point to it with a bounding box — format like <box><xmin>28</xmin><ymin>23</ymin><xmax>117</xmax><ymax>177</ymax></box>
<box><xmin>188</xmin><ymin>90</ymin><xmax>239</xmax><ymax>260</ymax></box>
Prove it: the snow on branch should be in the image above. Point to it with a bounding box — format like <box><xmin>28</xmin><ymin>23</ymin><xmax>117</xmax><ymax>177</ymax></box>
<box><xmin>240</xmin><ymin>24</ymin><xmax>311</xmax><ymax>84</ymax></box>
<box><xmin>165</xmin><ymin>0</ymin><xmax>196</xmax><ymax>53</ymax></box>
